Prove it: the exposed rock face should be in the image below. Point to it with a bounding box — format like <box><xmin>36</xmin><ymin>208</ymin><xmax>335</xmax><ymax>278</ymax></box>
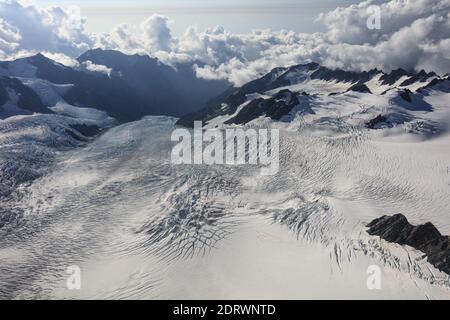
<box><xmin>224</xmin><ymin>89</ymin><xmax>306</xmax><ymax>125</ymax></box>
<box><xmin>400</xmin><ymin>89</ymin><xmax>413</xmax><ymax>102</ymax></box>
<box><xmin>399</xmin><ymin>70</ymin><xmax>436</xmax><ymax>87</ymax></box>
<box><xmin>379</xmin><ymin>68</ymin><xmax>413</xmax><ymax>85</ymax></box>
<box><xmin>176</xmin><ymin>62</ymin><xmax>373</xmax><ymax>127</ymax></box>
<box><xmin>347</xmin><ymin>83</ymin><xmax>372</xmax><ymax>93</ymax></box>
<box><xmin>0</xmin><ymin>76</ymin><xmax>52</xmax><ymax>116</ymax></box>
<box><xmin>65</xmin><ymin>124</ymin><xmax>102</xmax><ymax>142</ymax></box>
<box><xmin>367</xmin><ymin>214</ymin><xmax>450</xmax><ymax>275</ymax></box>
<box><xmin>418</xmin><ymin>75</ymin><xmax>450</xmax><ymax>92</ymax></box>
<box><xmin>310</xmin><ymin>66</ymin><xmax>378</xmax><ymax>83</ymax></box>
<box><xmin>366</xmin><ymin>114</ymin><xmax>389</xmax><ymax>129</ymax></box>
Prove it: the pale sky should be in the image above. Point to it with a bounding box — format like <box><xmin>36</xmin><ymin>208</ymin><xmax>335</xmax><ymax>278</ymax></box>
<box><xmin>36</xmin><ymin>0</ymin><xmax>362</xmax><ymax>35</ymax></box>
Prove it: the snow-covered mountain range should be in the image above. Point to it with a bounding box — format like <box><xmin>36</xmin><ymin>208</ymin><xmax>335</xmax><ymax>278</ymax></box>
<box><xmin>0</xmin><ymin>49</ymin><xmax>229</xmax><ymax>122</ymax></box>
<box><xmin>1</xmin><ymin>51</ymin><xmax>450</xmax><ymax>299</ymax></box>
<box><xmin>178</xmin><ymin>62</ymin><xmax>450</xmax><ymax>133</ymax></box>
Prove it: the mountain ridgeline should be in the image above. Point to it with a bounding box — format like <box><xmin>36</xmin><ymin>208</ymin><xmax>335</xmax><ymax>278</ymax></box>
<box><xmin>367</xmin><ymin>214</ymin><xmax>450</xmax><ymax>276</ymax></box>
<box><xmin>176</xmin><ymin>62</ymin><xmax>448</xmax><ymax>128</ymax></box>
<box><xmin>0</xmin><ymin>49</ymin><xmax>229</xmax><ymax>122</ymax></box>
<box><xmin>0</xmin><ymin>76</ymin><xmax>53</xmax><ymax>118</ymax></box>
<box><xmin>1</xmin><ymin>51</ymin><xmax>449</xmax><ymax>128</ymax></box>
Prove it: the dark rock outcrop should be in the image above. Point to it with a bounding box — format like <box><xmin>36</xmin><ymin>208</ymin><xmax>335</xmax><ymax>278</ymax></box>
<box><xmin>418</xmin><ymin>75</ymin><xmax>450</xmax><ymax>92</ymax></box>
<box><xmin>399</xmin><ymin>70</ymin><xmax>436</xmax><ymax>87</ymax></box>
<box><xmin>175</xmin><ymin>65</ymin><xmax>300</xmax><ymax>127</ymax></box>
<box><xmin>366</xmin><ymin>114</ymin><xmax>389</xmax><ymax>129</ymax></box>
<box><xmin>347</xmin><ymin>83</ymin><xmax>372</xmax><ymax>94</ymax></box>
<box><xmin>224</xmin><ymin>89</ymin><xmax>305</xmax><ymax>125</ymax></box>
<box><xmin>0</xmin><ymin>76</ymin><xmax>52</xmax><ymax>115</ymax></box>
<box><xmin>400</xmin><ymin>89</ymin><xmax>413</xmax><ymax>102</ymax></box>
<box><xmin>311</xmin><ymin>67</ymin><xmax>379</xmax><ymax>84</ymax></box>
<box><xmin>367</xmin><ymin>214</ymin><xmax>450</xmax><ymax>275</ymax></box>
<box><xmin>176</xmin><ymin>62</ymin><xmax>322</xmax><ymax>127</ymax></box>
<box><xmin>379</xmin><ymin>68</ymin><xmax>413</xmax><ymax>86</ymax></box>
<box><xmin>67</xmin><ymin>124</ymin><xmax>102</xmax><ymax>141</ymax></box>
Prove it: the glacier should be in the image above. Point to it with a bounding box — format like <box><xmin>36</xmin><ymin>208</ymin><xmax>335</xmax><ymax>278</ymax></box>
<box><xmin>1</xmin><ymin>109</ymin><xmax>450</xmax><ymax>298</ymax></box>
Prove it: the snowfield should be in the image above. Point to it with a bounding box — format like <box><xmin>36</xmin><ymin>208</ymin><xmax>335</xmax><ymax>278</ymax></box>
<box><xmin>1</xmin><ymin>98</ymin><xmax>450</xmax><ymax>299</ymax></box>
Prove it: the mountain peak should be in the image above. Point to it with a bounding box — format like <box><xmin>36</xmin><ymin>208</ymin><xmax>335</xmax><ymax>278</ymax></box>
<box><xmin>177</xmin><ymin>61</ymin><xmax>447</xmax><ymax>127</ymax></box>
<box><xmin>78</xmin><ymin>48</ymin><xmax>158</xmax><ymax>65</ymax></box>
<box><xmin>380</xmin><ymin>68</ymin><xmax>413</xmax><ymax>86</ymax></box>
<box><xmin>28</xmin><ymin>52</ymin><xmax>55</xmax><ymax>64</ymax></box>
<box><xmin>32</xmin><ymin>52</ymin><xmax>45</xmax><ymax>59</ymax></box>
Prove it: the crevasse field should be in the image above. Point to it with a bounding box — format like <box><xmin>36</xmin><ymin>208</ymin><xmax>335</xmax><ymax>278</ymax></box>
<box><xmin>1</xmin><ymin>84</ymin><xmax>450</xmax><ymax>299</ymax></box>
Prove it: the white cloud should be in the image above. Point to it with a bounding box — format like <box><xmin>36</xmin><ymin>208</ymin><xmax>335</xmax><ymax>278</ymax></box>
<box><xmin>0</xmin><ymin>0</ymin><xmax>93</xmax><ymax>59</ymax></box>
<box><xmin>141</xmin><ymin>14</ymin><xmax>173</xmax><ymax>53</ymax></box>
<box><xmin>0</xmin><ymin>0</ymin><xmax>449</xmax><ymax>86</ymax></box>
<box><xmin>94</xmin><ymin>23</ymin><xmax>145</xmax><ymax>56</ymax></box>
<box><xmin>82</xmin><ymin>60</ymin><xmax>112</xmax><ymax>77</ymax></box>
<box><xmin>93</xmin><ymin>15</ymin><xmax>175</xmax><ymax>56</ymax></box>
<box><xmin>187</xmin><ymin>0</ymin><xmax>450</xmax><ymax>85</ymax></box>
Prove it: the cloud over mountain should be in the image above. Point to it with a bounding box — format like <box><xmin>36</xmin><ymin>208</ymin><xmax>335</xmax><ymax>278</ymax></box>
<box><xmin>1</xmin><ymin>0</ymin><xmax>449</xmax><ymax>85</ymax></box>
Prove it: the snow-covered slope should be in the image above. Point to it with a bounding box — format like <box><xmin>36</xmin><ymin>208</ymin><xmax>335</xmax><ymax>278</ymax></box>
<box><xmin>0</xmin><ymin>76</ymin><xmax>53</xmax><ymax>119</ymax></box>
<box><xmin>1</xmin><ymin>105</ymin><xmax>450</xmax><ymax>298</ymax></box>
<box><xmin>177</xmin><ymin>62</ymin><xmax>446</xmax><ymax>131</ymax></box>
<box><xmin>0</xmin><ymin>89</ymin><xmax>115</xmax><ymax>232</ymax></box>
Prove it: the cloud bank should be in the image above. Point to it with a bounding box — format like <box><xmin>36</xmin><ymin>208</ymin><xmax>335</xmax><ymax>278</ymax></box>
<box><xmin>1</xmin><ymin>0</ymin><xmax>449</xmax><ymax>86</ymax></box>
<box><xmin>0</xmin><ymin>0</ymin><xmax>92</xmax><ymax>59</ymax></box>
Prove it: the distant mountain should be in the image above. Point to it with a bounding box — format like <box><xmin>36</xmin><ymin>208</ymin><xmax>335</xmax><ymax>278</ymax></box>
<box><xmin>177</xmin><ymin>62</ymin><xmax>447</xmax><ymax>128</ymax></box>
<box><xmin>0</xmin><ymin>50</ymin><xmax>229</xmax><ymax>122</ymax></box>
<box><xmin>0</xmin><ymin>76</ymin><xmax>53</xmax><ymax>119</ymax></box>
<box><xmin>76</xmin><ymin>49</ymin><xmax>229</xmax><ymax>120</ymax></box>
